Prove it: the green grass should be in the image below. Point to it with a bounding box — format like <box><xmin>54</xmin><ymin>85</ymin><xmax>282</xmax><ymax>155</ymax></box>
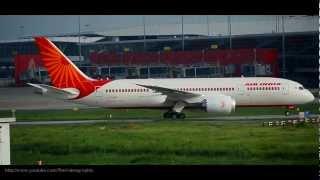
<box><xmin>11</xmin><ymin>121</ymin><xmax>318</xmax><ymax>165</ymax></box>
<box><xmin>0</xmin><ymin>102</ymin><xmax>318</xmax><ymax>121</ymax></box>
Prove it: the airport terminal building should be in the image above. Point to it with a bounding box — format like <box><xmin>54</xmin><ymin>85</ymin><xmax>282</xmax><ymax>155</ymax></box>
<box><xmin>0</xmin><ymin>18</ymin><xmax>318</xmax><ymax>88</ymax></box>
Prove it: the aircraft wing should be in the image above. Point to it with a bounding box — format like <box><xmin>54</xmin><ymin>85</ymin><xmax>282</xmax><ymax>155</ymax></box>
<box><xmin>136</xmin><ymin>84</ymin><xmax>203</xmax><ymax>103</ymax></box>
<box><xmin>27</xmin><ymin>83</ymin><xmax>80</xmax><ymax>100</ymax></box>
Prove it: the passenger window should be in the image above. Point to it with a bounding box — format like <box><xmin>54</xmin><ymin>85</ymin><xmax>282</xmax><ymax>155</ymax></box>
<box><xmin>299</xmin><ymin>86</ymin><xmax>304</xmax><ymax>90</ymax></box>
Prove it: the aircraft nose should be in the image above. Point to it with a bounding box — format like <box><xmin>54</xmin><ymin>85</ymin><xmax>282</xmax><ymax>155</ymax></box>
<box><xmin>306</xmin><ymin>90</ymin><xmax>315</xmax><ymax>103</ymax></box>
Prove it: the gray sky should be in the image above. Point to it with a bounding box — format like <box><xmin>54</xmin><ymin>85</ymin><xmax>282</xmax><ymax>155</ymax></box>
<box><xmin>0</xmin><ymin>15</ymin><xmax>317</xmax><ymax>40</ymax></box>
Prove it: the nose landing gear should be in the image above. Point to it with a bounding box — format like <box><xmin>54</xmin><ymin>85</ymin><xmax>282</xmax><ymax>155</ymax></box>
<box><xmin>285</xmin><ymin>105</ymin><xmax>296</xmax><ymax>116</ymax></box>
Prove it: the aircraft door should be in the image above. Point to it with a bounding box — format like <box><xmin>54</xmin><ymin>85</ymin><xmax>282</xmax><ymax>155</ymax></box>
<box><xmin>235</xmin><ymin>82</ymin><xmax>250</xmax><ymax>105</ymax></box>
<box><xmin>95</xmin><ymin>86</ymin><xmax>103</xmax><ymax>105</ymax></box>
<box><xmin>237</xmin><ymin>83</ymin><xmax>245</xmax><ymax>96</ymax></box>
<box><xmin>95</xmin><ymin>86</ymin><xmax>103</xmax><ymax>97</ymax></box>
<box><xmin>282</xmin><ymin>83</ymin><xmax>289</xmax><ymax>95</ymax></box>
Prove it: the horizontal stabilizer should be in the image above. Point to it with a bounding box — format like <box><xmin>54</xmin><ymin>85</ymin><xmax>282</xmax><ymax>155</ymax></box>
<box><xmin>27</xmin><ymin>83</ymin><xmax>80</xmax><ymax>100</ymax></box>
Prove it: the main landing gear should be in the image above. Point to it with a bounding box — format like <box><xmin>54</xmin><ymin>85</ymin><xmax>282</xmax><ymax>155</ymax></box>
<box><xmin>163</xmin><ymin>101</ymin><xmax>186</xmax><ymax>119</ymax></box>
<box><xmin>163</xmin><ymin>111</ymin><xmax>186</xmax><ymax>119</ymax></box>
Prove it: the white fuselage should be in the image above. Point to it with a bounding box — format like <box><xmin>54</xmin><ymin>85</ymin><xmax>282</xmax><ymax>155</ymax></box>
<box><xmin>74</xmin><ymin>77</ymin><xmax>314</xmax><ymax>109</ymax></box>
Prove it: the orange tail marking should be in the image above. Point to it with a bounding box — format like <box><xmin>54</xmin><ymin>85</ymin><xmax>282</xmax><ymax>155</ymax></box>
<box><xmin>34</xmin><ymin>37</ymin><xmax>111</xmax><ymax>99</ymax></box>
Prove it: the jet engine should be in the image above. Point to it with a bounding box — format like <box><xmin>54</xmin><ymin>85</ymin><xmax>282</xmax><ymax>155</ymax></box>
<box><xmin>203</xmin><ymin>95</ymin><xmax>236</xmax><ymax>114</ymax></box>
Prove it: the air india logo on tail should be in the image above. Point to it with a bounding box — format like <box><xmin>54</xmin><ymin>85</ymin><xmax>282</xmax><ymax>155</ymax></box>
<box><xmin>34</xmin><ymin>37</ymin><xmax>112</xmax><ymax>99</ymax></box>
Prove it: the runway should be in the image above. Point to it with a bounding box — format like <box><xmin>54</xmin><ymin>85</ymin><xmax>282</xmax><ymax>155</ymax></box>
<box><xmin>13</xmin><ymin>119</ymin><xmax>154</xmax><ymax>125</ymax></box>
<box><xmin>0</xmin><ymin>87</ymin><xmax>92</xmax><ymax>110</ymax></box>
<box><xmin>12</xmin><ymin>114</ymin><xmax>320</xmax><ymax>126</ymax></box>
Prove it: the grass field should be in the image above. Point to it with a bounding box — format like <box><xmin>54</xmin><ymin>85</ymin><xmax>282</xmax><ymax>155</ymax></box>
<box><xmin>11</xmin><ymin>121</ymin><xmax>318</xmax><ymax>165</ymax></box>
<box><xmin>3</xmin><ymin>102</ymin><xmax>319</xmax><ymax>165</ymax></box>
<box><xmin>0</xmin><ymin>102</ymin><xmax>319</xmax><ymax>121</ymax></box>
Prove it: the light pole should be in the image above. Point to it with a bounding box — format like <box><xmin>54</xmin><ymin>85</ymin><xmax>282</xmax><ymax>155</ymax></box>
<box><xmin>182</xmin><ymin>15</ymin><xmax>184</xmax><ymax>51</ymax></box>
<box><xmin>206</xmin><ymin>15</ymin><xmax>210</xmax><ymax>36</ymax></box>
<box><xmin>281</xmin><ymin>15</ymin><xmax>286</xmax><ymax>78</ymax></box>
<box><xmin>84</xmin><ymin>24</ymin><xmax>90</xmax><ymax>32</ymax></box>
<box><xmin>275</xmin><ymin>16</ymin><xmax>278</xmax><ymax>33</ymax></box>
<box><xmin>143</xmin><ymin>16</ymin><xmax>146</xmax><ymax>52</ymax></box>
<box><xmin>78</xmin><ymin>15</ymin><xmax>82</xmax><ymax>62</ymax></box>
<box><xmin>228</xmin><ymin>15</ymin><xmax>232</xmax><ymax>49</ymax></box>
<box><xmin>19</xmin><ymin>25</ymin><xmax>24</xmax><ymax>39</ymax></box>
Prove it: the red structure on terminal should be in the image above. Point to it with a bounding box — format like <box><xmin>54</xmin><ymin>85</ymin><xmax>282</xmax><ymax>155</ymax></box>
<box><xmin>14</xmin><ymin>48</ymin><xmax>279</xmax><ymax>85</ymax></box>
<box><xmin>14</xmin><ymin>55</ymin><xmax>43</xmax><ymax>85</ymax></box>
<box><xmin>89</xmin><ymin>48</ymin><xmax>279</xmax><ymax>76</ymax></box>
<box><xmin>89</xmin><ymin>48</ymin><xmax>278</xmax><ymax>66</ymax></box>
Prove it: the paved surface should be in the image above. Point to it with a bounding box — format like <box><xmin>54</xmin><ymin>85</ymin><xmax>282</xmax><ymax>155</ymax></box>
<box><xmin>12</xmin><ymin>114</ymin><xmax>320</xmax><ymax>126</ymax></box>
<box><xmin>13</xmin><ymin>119</ymin><xmax>155</xmax><ymax>125</ymax></box>
<box><xmin>0</xmin><ymin>87</ymin><xmax>92</xmax><ymax>110</ymax></box>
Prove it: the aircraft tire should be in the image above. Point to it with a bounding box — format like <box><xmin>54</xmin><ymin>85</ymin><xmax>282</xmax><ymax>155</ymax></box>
<box><xmin>171</xmin><ymin>113</ymin><xmax>178</xmax><ymax>120</ymax></box>
<box><xmin>285</xmin><ymin>111</ymin><xmax>290</xmax><ymax>116</ymax></box>
<box><xmin>177</xmin><ymin>113</ymin><xmax>186</xmax><ymax>119</ymax></box>
<box><xmin>163</xmin><ymin>112</ymin><xmax>171</xmax><ymax>119</ymax></box>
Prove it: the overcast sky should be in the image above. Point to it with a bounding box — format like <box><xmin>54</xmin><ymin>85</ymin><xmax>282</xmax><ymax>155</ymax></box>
<box><xmin>0</xmin><ymin>15</ymin><xmax>317</xmax><ymax>40</ymax></box>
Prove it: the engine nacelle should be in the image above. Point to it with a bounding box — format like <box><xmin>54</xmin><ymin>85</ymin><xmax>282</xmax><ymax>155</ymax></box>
<box><xmin>203</xmin><ymin>95</ymin><xmax>236</xmax><ymax>114</ymax></box>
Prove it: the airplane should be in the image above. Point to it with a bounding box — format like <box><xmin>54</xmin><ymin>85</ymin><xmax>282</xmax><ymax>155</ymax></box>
<box><xmin>28</xmin><ymin>37</ymin><xmax>315</xmax><ymax>119</ymax></box>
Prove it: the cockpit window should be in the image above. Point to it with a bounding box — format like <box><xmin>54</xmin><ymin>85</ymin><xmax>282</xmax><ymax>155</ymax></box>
<box><xmin>298</xmin><ymin>86</ymin><xmax>304</xmax><ymax>90</ymax></box>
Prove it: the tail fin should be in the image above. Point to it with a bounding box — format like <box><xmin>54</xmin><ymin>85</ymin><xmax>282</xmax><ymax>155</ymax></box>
<box><xmin>34</xmin><ymin>37</ymin><xmax>109</xmax><ymax>99</ymax></box>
